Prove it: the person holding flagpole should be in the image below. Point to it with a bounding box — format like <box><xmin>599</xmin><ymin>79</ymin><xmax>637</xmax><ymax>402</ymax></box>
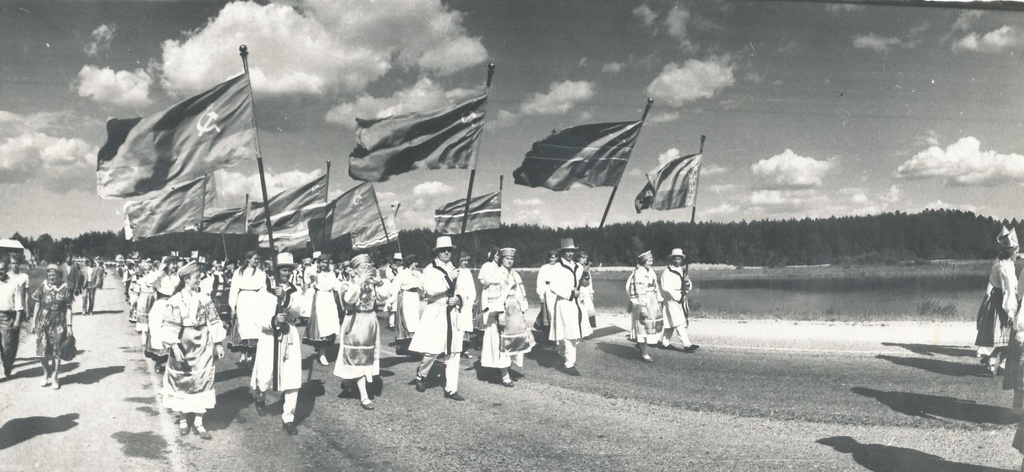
<box><xmin>627</xmin><ymin>251</ymin><xmax>664</xmax><ymax>362</ymax></box>
<box><xmin>480</xmin><ymin>247</ymin><xmax>532</xmax><ymax>386</ymax></box>
<box><xmin>334</xmin><ymin>254</ymin><xmax>388</xmax><ymax>410</ymax></box>
<box><xmin>390</xmin><ymin>255</ymin><xmax>422</xmax><ymax>355</ymax></box>
<box><xmin>660</xmin><ymin>249</ymin><xmax>699</xmax><ymax>353</ymax></box>
<box><xmin>302</xmin><ymin>253</ymin><xmax>342</xmax><ymax>367</ymax></box>
<box><xmin>548</xmin><ymin>238</ymin><xmax>592</xmax><ymax>376</ymax></box>
<box><xmin>410</xmin><ymin>236</ymin><xmax>466</xmax><ymax>401</ymax></box>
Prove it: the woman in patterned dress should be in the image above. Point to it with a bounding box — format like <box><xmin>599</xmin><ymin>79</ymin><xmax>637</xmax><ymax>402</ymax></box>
<box><xmin>978</xmin><ymin>227</ymin><xmax>1018</xmax><ymax>375</ymax></box>
<box><xmin>32</xmin><ymin>264</ymin><xmax>72</xmax><ymax>389</ymax></box>
<box><xmin>479</xmin><ymin>248</ymin><xmax>532</xmax><ymax>387</ymax></box>
<box><xmin>627</xmin><ymin>251</ymin><xmax>664</xmax><ymax>363</ymax></box>
<box><xmin>334</xmin><ymin>254</ymin><xmax>388</xmax><ymax>410</ymax></box>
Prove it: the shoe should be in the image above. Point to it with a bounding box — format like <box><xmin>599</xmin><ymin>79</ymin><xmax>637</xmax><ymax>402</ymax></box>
<box><xmin>282</xmin><ymin>422</ymin><xmax>298</xmax><ymax>436</ymax></box>
<box><xmin>360</xmin><ymin>399</ymin><xmax>375</xmax><ymax>411</ymax></box>
<box><xmin>563</xmin><ymin>366</ymin><xmax>581</xmax><ymax>377</ymax></box>
<box><xmin>463</xmin><ymin>352</ymin><xmax>474</xmax><ymax>359</ymax></box>
<box><xmin>641</xmin><ymin>355</ymin><xmax>653</xmax><ymax>363</ymax></box>
<box><xmin>178</xmin><ymin>420</ymin><xmax>190</xmax><ymax>436</ymax></box>
<box><xmin>501</xmin><ymin>379</ymin><xmax>515</xmax><ymax>388</ymax></box>
<box><xmin>193</xmin><ymin>425</ymin><xmax>212</xmax><ymax>440</ymax></box>
<box><xmin>52</xmin><ymin>379</ymin><xmax>60</xmax><ymax>390</ymax></box>
<box><xmin>683</xmin><ymin>344</ymin><xmax>700</xmax><ymax>353</ymax></box>
<box><xmin>443</xmin><ymin>390</ymin><xmax>465</xmax><ymax>401</ymax></box>
<box><xmin>155</xmin><ymin>364</ymin><xmax>166</xmax><ymax>375</ymax></box>
<box><xmin>634</xmin><ymin>343</ymin><xmax>642</xmax><ymax>352</ymax></box>
<box><xmin>980</xmin><ymin>355</ymin><xmax>990</xmax><ymax>365</ymax></box>
<box><xmin>40</xmin><ymin>377</ymin><xmax>51</xmax><ymax>387</ymax></box>
<box><xmin>660</xmin><ymin>344</ymin><xmax>683</xmax><ymax>352</ymax></box>
<box><xmin>318</xmin><ymin>354</ymin><xmax>329</xmax><ymax>366</ymax></box>
<box><xmin>254</xmin><ymin>396</ymin><xmax>267</xmax><ymax>416</ymax></box>
<box><xmin>414</xmin><ymin>376</ymin><xmax>427</xmax><ymax>393</ymax></box>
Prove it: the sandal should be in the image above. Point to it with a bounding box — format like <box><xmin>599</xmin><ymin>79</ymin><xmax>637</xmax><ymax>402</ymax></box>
<box><xmin>178</xmin><ymin>419</ymin><xmax>190</xmax><ymax>436</ymax></box>
<box><xmin>193</xmin><ymin>424</ymin><xmax>212</xmax><ymax>440</ymax></box>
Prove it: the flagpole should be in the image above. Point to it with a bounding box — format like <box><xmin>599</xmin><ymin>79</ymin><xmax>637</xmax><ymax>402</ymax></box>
<box><xmin>597</xmin><ymin>97</ymin><xmax>654</xmax><ymax>231</ymax></box>
<box><xmin>457</xmin><ymin>63</ymin><xmax>496</xmax><ymax>241</ymax></box>
<box><xmin>243</xmin><ymin>193</ymin><xmax>250</xmax><ymax>234</ymax></box>
<box><xmin>392</xmin><ymin>203</ymin><xmax>403</xmax><ymax>257</ymax></box>
<box><xmin>685</xmin><ymin>135</ymin><xmax>706</xmax><ymax>275</ymax></box>
<box><xmin>221</xmin><ymin>232</ymin><xmax>229</xmax><ymax>261</ymax></box>
<box><xmin>198</xmin><ymin>174</ymin><xmax>208</xmax><ymax>232</ymax></box>
<box><xmin>319</xmin><ymin>160</ymin><xmax>331</xmax><ymax>254</ymax></box>
<box><xmin>370</xmin><ymin>185</ymin><xmax>394</xmax><ymax>248</ymax></box>
<box><xmin>240</xmin><ymin>44</ymin><xmax>279</xmax><ymax>391</ymax></box>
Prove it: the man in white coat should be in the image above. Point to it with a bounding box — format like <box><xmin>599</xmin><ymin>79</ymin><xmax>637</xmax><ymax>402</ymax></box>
<box><xmin>409</xmin><ymin>236</ymin><xmax>466</xmax><ymax>401</ymax></box>
<box><xmin>548</xmin><ymin>238</ymin><xmax>592</xmax><ymax>376</ymax></box>
<box><xmin>659</xmin><ymin>248</ymin><xmax>699</xmax><ymax>353</ymax></box>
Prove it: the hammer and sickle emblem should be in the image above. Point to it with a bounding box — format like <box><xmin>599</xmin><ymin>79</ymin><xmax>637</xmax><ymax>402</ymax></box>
<box><xmin>196</xmin><ymin>106</ymin><xmax>222</xmax><ymax>137</ymax></box>
<box><xmin>352</xmin><ymin>194</ymin><xmax>363</xmax><ymax>207</ymax></box>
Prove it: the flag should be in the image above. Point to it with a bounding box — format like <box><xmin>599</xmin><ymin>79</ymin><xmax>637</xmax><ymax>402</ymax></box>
<box><xmin>97</xmin><ymin>73</ymin><xmax>257</xmax><ymax>199</ymax></box>
<box><xmin>434</xmin><ymin>190</ymin><xmax>501</xmax><ymax>235</ymax></box>
<box><xmin>123</xmin><ymin>175</ymin><xmax>213</xmax><ymax>239</ymax></box>
<box><xmin>248</xmin><ymin>174</ymin><xmax>328</xmax><ymax>235</ymax></box>
<box><xmin>634</xmin><ymin>153</ymin><xmax>702</xmax><ymax>213</ymax></box>
<box><xmin>352</xmin><ymin>213</ymin><xmax>398</xmax><ymax>250</ymax></box>
<box><xmin>348</xmin><ymin>94</ymin><xmax>487</xmax><ymax>182</ymax></box>
<box><xmin>313</xmin><ymin>183</ymin><xmax>387</xmax><ymax>246</ymax></box>
<box><xmin>202</xmin><ymin>206</ymin><xmax>248</xmax><ymax>234</ymax></box>
<box><xmin>258</xmin><ymin>226</ymin><xmax>314</xmax><ymax>251</ymax></box>
<box><xmin>512</xmin><ymin>120</ymin><xmax>643</xmax><ymax>191</ymax></box>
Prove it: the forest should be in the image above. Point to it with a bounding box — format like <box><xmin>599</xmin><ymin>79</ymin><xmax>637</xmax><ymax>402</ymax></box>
<box><xmin>9</xmin><ymin>209</ymin><xmax>1015</xmax><ymax>268</ymax></box>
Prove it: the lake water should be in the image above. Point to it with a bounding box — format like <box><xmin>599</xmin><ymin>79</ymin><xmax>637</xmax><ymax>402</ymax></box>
<box><xmin>516</xmin><ymin>271</ymin><xmax>989</xmax><ymax>321</ymax></box>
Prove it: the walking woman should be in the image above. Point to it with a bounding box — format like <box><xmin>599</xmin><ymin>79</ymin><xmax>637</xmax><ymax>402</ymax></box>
<box><xmin>161</xmin><ymin>262</ymin><xmax>227</xmax><ymax>439</ymax></box>
<box><xmin>576</xmin><ymin>251</ymin><xmax>596</xmax><ymax>329</ymax></box>
<box><xmin>978</xmin><ymin>226</ymin><xmax>1019</xmax><ymax>375</ymax></box>
<box><xmin>135</xmin><ymin>260</ymin><xmax>157</xmax><ymax>347</ymax></box>
<box><xmin>334</xmin><ymin>254</ymin><xmax>388</xmax><ymax>410</ymax></box>
<box><xmin>455</xmin><ymin>254</ymin><xmax>477</xmax><ymax>358</ymax></box>
<box><xmin>147</xmin><ymin>273</ymin><xmax>179</xmax><ymax>375</ymax></box>
<box><xmin>228</xmin><ymin>250</ymin><xmax>267</xmax><ymax>368</ymax></box>
<box><xmin>627</xmin><ymin>251</ymin><xmax>664</xmax><ymax>363</ymax></box>
<box><xmin>390</xmin><ymin>255</ymin><xmax>422</xmax><ymax>355</ymax></box>
<box><xmin>32</xmin><ymin>264</ymin><xmax>72</xmax><ymax>389</ymax></box>
<box><xmin>303</xmin><ymin>254</ymin><xmax>342</xmax><ymax>367</ymax></box>
<box><xmin>480</xmin><ymin>248</ymin><xmax>533</xmax><ymax>387</ymax></box>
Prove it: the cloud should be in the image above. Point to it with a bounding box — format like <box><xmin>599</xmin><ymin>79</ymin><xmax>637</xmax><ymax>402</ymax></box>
<box><xmin>751</xmin><ymin>149</ymin><xmax>835</xmax><ymax>189</ymax></box>
<box><xmin>749</xmin><ymin>189</ymin><xmax>830</xmax><ymax>212</ymax></box>
<box><xmin>213</xmin><ymin>168</ymin><xmax>325</xmax><ymax>203</ymax></box>
<box><xmin>602</xmin><ymin>62</ymin><xmax>624</xmax><ymax>73</ymax></box>
<box><xmin>710</xmin><ymin>184</ymin><xmax>739</xmax><ymax>195</ymax></box>
<box><xmin>953</xmin><ymin>11</ymin><xmax>983</xmax><ymax>31</ymax></box>
<box><xmin>647</xmin><ymin>111</ymin><xmax>680</xmax><ymax>123</ymax></box>
<box><xmin>953</xmin><ymin>26</ymin><xmax>1022</xmax><ymax>53</ymax></box>
<box><xmin>325</xmin><ymin>76</ymin><xmax>477</xmax><ymax>128</ymax></box>
<box><xmin>520</xmin><ymin>80</ymin><xmax>595</xmax><ymax>116</ymax></box>
<box><xmin>895</xmin><ymin>136</ymin><xmax>1024</xmax><ymax>186</ymax></box>
<box><xmin>487</xmin><ymin>109</ymin><xmax>520</xmax><ymax>129</ymax></box>
<box><xmin>0</xmin><ymin>131</ymin><xmax>96</xmax><ymax>192</ymax></box>
<box><xmin>880</xmin><ymin>185</ymin><xmax>903</xmax><ymax>203</ymax></box>
<box><xmin>412</xmin><ymin>180</ymin><xmax>455</xmax><ymax>197</ymax></box>
<box><xmin>646</xmin><ymin>56</ymin><xmax>734</xmax><ymax>108</ymax></box>
<box><xmin>513</xmin><ymin>198</ymin><xmax>543</xmax><ymax>206</ymax></box>
<box><xmin>633</xmin><ymin>5</ymin><xmax>657</xmax><ymax>26</ymax></box>
<box><xmin>75</xmin><ymin>66</ymin><xmax>152</xmax><ymax>107</ymax></box>
<box><xmin>703</xmin><ymin>203</ymin><xmax>738</xmax><ymax>217</ymax></box>
<box><xmin>665</xmin><ymin>6</ymin><xmax>694</xmax><ymax>51</ymax></box>
<box><xmin>84</xmin><ymin>24</ymin><xmax>116</xmax><ymax>57</ymax></box>
<box><xmin>853</xmin><ymin>34</ymin><xmax>902</xmax><ymax>52</ymax></box>
<box><xmin>657</xmin><ymin>148</ymin><xmax>681</xmax><ymax>166</ymax></box>
<box><xmin>159</xmin><ymin>0</ymin><xmax>486</xmax><ymax>96</ymax></box>
<box><xmin>701</xmin><ymin>164</ymin><xmax>727</xmax><ymax>176</ymax></box>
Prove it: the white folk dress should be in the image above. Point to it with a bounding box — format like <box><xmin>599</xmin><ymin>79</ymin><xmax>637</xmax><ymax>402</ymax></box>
<box><xmin>228</xmin><ymin>267</ymin><xmax>269</xmax><ymax>350</ymax></box>
<box><xmin>627</xmin><ymin>266</ymin><xmax>664</xmax><ymax>344</ymax></box>
<box><xmin>548</xmin><ymin>259</ymin><xmax>593</xmax><ymax>342</ymax></box>
<box><xmin>481</xmin><ymin>267</ymin><xmax>533</xmax><ymax>369</ymax></box>
<box><xmin>301</xmin><ymin>269</ymin><xmax>342</xmax><ymax>346</ymax></box>
<box><xmin>390</xmin><ymin>268</ymin><xmax>422</xmax><ymax>340</ymax></box>
<box><xmin>409</xmin><ymin>260</ymin><xmax>463</xmax><ymax>355</ymax></box>
<box><xmin>660</xmin><ymin>266</ymin><xmax>692</xmax><ymax>329</ymax></box>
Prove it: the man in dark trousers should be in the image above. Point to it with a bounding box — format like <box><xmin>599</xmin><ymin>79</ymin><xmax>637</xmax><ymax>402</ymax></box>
<box><xmin>63</xmin><ymin>256</ymin><xmax>84</xmax><ymax>313</ymax></box>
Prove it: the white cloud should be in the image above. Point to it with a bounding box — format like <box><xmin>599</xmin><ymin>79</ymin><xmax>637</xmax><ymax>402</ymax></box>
<box><xmin>646</xmin><ymin>57</ymin><xmax>734</xmax><ymax>108</ymax></box>
<box><xmin>85</xmin><ymin>24</ymin><xmax>116</xmax><ymax>57</ymax></box>
<box><xmin>326</xmin><ymin>76</ymin><xmax>476</xmax><ymax>128</ymax></box>
<box><xmin>647</xmin><ymin>111</ymin><xmax>680</xmax><ymax>123</ymax></box>
<box><xmin>487</xmin><ymin>109</ymin><xmax>520</xmax><ymax>129</ymax></box>
<box><xmin>953</xmin><ymin>11</ymin><xmax>983</xmax><ymax>31</ymax></box>
<box><xmin>703</xmin><ymin>203</ymin><xmax>738</xmax><ymax>217</ymax></box>
<box><xmin>513</xmin><ymin>198</ymin><xmax>543</xmax><ymax>206</ymax></box>
<box><xmin>657</xmin><ymin>148</ymin><xmax>681</xmax><ymax>166</ymax></box>
<box><xmin>701</xmin><ymin>164</ymin><xmax>727</xmax><ymax>176</ymax></box>
<box><xmin>749</xmin><ymin>189</ymin><xmax>829</xmax><ymax>211</ymax></box>
<box><xmin>953</xmin><ymin>26</ymin><xmax>1022</xmax><ymax>53</ymax></box>
<box><xmin>633</xmin><ymin>5</ymin><xmax>657</xmax><ymax>26</ymax></box>
<box><xmin>0</xmin><ymin>132</ymin><xmax>96</xmax><ymax>191</ymax></box>
<box><xmin>76</xmin><ymin>66</ymin><xmax>152</xmax><ymax>107</ymax></box>
<box><xmin>159</xmin><ymin>0</ymin><xmax>486</xmax><ymax>96</ymax></box>
<box><xmin>214</xmin><ymin>168</ymin><xmax>324</xmax><ymax>203</ymax></box>
<box><xmin>853</xmin><ymin>34</ymin><xmax>902</xmax><ymax>52</ymax></box>
<box><xmin>665</xmin><ymin>6</ymin><xmax>693</xmax><ymax>51</ymax></box>
<box><xmin>710</xmin><ymin>183</ymin><xmax>739</xmax><ymax>195</ymax></box>
<box><xmin>895</xmin><ymin>136</ymin><xmax>1024</xmax><ymax>186</ymax></box>
<box><xmin>880</xmin><ymin>185</ymin><xmax>903</xmax><ymax>203</ymax></box>
<box><xmin>751</xmin><ymin>149</ymin><xmax>835</xmax><ymax>189</ymax></box>
<box><xmin>412</xmin><ymin>180</ymin><xmax>455</xmax><ymax>197</ymax></box>
<box><xmin>850</xmin><ymin>192</ymin><xmax>869</xmax><ymax>204</ymax></box>
<box><xmin>520</xmin><ymin>80</ymin><xmax>595</xmax><ymax>116</ymax></box>
<box><xmin>602</xmin><ymin>62</ymin><xmax>624</xmax><ymax>73</ymax></box>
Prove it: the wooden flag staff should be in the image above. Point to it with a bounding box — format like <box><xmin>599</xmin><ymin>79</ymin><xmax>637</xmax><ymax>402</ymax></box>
<box><xmin>457</xmin><ymin>64</ymin><xmax>496</xmax><ymax>238</ymax></box>
<box><xmin>684</xmin><ymin>135</ymin><xmax>706</xmax><ymax>275</ymax></box>
<box><xmin>597</xmin><ymin>97</ymin><xmax>654</xmax><ymax>232</ymax></box>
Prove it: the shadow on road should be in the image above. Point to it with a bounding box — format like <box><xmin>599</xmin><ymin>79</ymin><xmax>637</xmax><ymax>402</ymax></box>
<box><xmin>851</xmin><ymin>386</ymin><xmax>1019</xmax><ymax>425</ymax></box>
<box><xmin>295</xmin><ymin>379</ymin><xmax>325</xmax><ymax>425</ymax></box>
<box><xmin>0</xmin><ymin>413</ymin><xmax>80</xmax><ymax>450</ymax></box>
<box><xmin>876</xmin><ymin>354</ymin><xmax>988</xmax><ymax>377</ymax></box>
<box><xmin>215</xmin><ymin>367</ymin><xmax>250</xmax><ymax>383</ymax></box>
<box><xmin>525</xmin><ymin>344</ymin><xmax>562</xmax><ymax>369</ymax></box>
<box><xmin>880</xmin><ymin>343</ymin><xmax>976</xmax><ymax>358</ymax></box>
<box><xmin>7</xmin><ymin>361</ymin><xmax>79</xmax><ymax>381</ymax></box>
<box><xmin>61</xmin><ymin>365</ymin><xmax>125</xmax><ymax>386</ymax></box>
<box><xmin>380</xmin><ymin>355</ymin><xmax>418</xmax><ymax>369</ymax></box>
<box><xmin>594</xmin><ymin>341</ymin><xmax>643</xmax><ymax>361</ymax></box>
<box><xmin>206</xmin><ymin>386</ymin><xmax>253</xmax><ymax>431</ymax></box>
<box><xmin>817</xmin><ymin>436</ymin><xmax>1015</xmax><ymax>471</ymax></box>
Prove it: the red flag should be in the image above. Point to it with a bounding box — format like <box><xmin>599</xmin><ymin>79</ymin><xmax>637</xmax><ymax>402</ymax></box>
<box><xmin>248</xmin><ymin>174</ymin><xmax>328</xmax><ymax>235</ymax></box>
<box><xmin>434</xmin><ymin>190</ymin><xmax>501</xmax><ymax>235</ymax></box>
<box><xmin>124</xmin><ymin>175</ymin><xmax>212</xmax><ymax>239</ymax></box>
<box><xmin>635</xmin><ymin>153</ymin><xmax>702</xmax><ymax>213</ymax></box>
<box><xmin>513</xmin><ymin>120</ymin><xmax>642</xmax><ymax>191</ymax></box>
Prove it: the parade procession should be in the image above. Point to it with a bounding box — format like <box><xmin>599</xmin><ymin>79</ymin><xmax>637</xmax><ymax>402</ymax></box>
<box><xmin>5</xmin><ymin>1</ymin><xmax>1024</xmax><ymax>470</ymax></box>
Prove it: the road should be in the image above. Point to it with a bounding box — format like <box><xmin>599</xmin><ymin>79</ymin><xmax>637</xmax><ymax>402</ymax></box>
<box><xmin>1</xmin><ymin>273</ymin><xmax>1021</xmax><ymax>471</ymax></box>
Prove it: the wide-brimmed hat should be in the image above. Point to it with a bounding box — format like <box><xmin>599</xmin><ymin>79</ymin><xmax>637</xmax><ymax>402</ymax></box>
<box><xmin>670</xmin><ymin>248</ymin><xmax>686</xmax><ymax>259</ymax></box>
<box><xmin>998</xmin><ymin>226</ymin><xmax>1019</xmax><ymax>249</ymax></box>
<box><xmin>155</xmin><ymin>275</ymin><xmax>179</xmax><ymax>296</ymax></box>
<box><xmin>434</xmin><ymin>236</ymin><xmax>455</xmax><ymax>251</ymax></box>
<box><xmin>393</xmin><ymin>253</ymin><xmax>403</xmax><ymax>261</ymax></box>
<box><xmin>276</xmin><ymin>252</ymin><xmax>298</xmax><ymax>269</ymax></box>
<box><xmin>177</xmin><ymin>261</ymin><xmax>201</xmax><ymax>278</ymax></box>
<box><xmin>558</xmin><ymin>238</ymin><xmax>578</xmax><ymax>251</ymax></box>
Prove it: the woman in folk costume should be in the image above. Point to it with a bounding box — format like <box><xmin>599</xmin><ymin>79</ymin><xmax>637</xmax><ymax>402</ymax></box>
<box><xmin>334</xmin><ymin>254</ymin><xmax>388</xmax><ymax>410</ymax></box>
<box><xmin>660</xmin><ymin>248</ymin><xmax>699</xmax><ymax>353</ymax></box>
<box><xmin>383</xmin><ymin>253</ymin><xmax>402</xmax><ymax>330</ymax></box>
<box><xmin>161</xmin><ymin>261</ymin><xmax>227</xmax><ymax>440</ymax></box>
<box><xmin>127</xmin><ymin>260</ymin><xmax>149</xmax><ymax>324</ymax></box>
<box><xmin>627</xmin><ymin>251</ymin><xmax>664</xmax><ymax>362</ymax></box>
<box><xmin>978</xmin><ymin>226</ymin><xmax>1019</xmax><ymax>375</ymax></box>
<box><xmin>548</xmin><ymin>238</ymin><xmax>593</xmax><ymax>376</ymax></box>
<box><xmin>476</xmin><ymin>247</ymin><xmax>500</xmax><ymax>334</ymax></box>
<box><xmin>533</xmin><ymin>249</ymin><xmax>559</xmax><ymax>341</ymax></box>
<box><xmin>228</xmin><ymin>250</ymin><xmax>267</xmax><ymax>369</ymax></box>
<box><xmin>32</xmin><ymin>264</ymin><xmax>72</xmax><ymax>389</ymax></box>
<box><xmin>576</xmin><ymin>251</ymin><xmax>597</xmax><ymax>329</ymax></box>
<box><xmin>455</xmin><ymin>253</ymin><xmax>477</xmax><ymax>358</ymax></box>
<box><xmin>480</xmin><ymin>248</ymin><xmax>533</xmax><ymax>387</ymax></box>
<box><xmin>147</xmin><ymin>263</ymin><xmax>180</xmax><ymax>375</ymax></box>
<box><xmin>251</xmin><ymin>252</ymin><xmax>306</xmax><ymax>436</ymax></box>
<box><xmin>390</xmin><ymin>255</ymin><xmax>423</xmax><ymax>355</ymax></box>
<box><xmin>302</xmin><ymin>254</ymin><xmax>343</xmax><ymax>367</ymax></box>
<box><xmin>410</xmin><ymin>236</ymin><xmax>467</xmax><ymax>401</ymax></box>
<box><xmin>134</xmin><ymin>260</ymin><xmax>158</xmax><ymax>347</ymax></box>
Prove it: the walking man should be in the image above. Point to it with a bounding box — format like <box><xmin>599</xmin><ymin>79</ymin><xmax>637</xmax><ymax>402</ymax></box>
<box><xmin>548</xmin><ymin>238</ymin><xmax>592</xmax><ymax>376</ymax></box>
<box><xmin>83</xmin><ymin>258</ymin><xmax>103</xmax><ymax>315</ymax></box>
<box><xmin>63</xmin><ymin>256</ymin><xmax>84</xmax><ymax>313</ymax></box>
<box><xmin>0</xmin><ymin>261</ymin><xmax>24</xmax><ymax>378</ymax></box>
<box><xmin>409</xmin><ymin>236</ymin><xmax>466</xmax><ymax>401</ymax></box>
<box><xmin>659</xmin><ymin>248</ymin><xmax>699</xmax><ymax>353</ymax></box>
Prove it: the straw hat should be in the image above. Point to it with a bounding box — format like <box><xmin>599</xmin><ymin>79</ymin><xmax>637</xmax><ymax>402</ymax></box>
<box><xmin>434</xmin><ymin>236</ymin><xmax>455</xmax><ymax>251</ymax></box>
<box><xmin>670</xmin><ymin>248</ymin><xmax>686</xmax><ymax>259</ymax></box>
<box><xmin>177</xmin><ymin>261</ymin><xmax>201</xmax><ymax>278</ymax></box>
<box><xmin>393</xmin><ymin>253</ymin><xmax>403</xmax><ymax>261</ymax></box>
<box><xmin>276</xmin><ymin>252</ymin><xmax>297</xmax><ymax>269</ymax></box>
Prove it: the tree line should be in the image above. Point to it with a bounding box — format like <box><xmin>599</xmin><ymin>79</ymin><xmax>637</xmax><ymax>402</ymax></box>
<box><xmin>10</xmin><ymin>209</ymin><xmax>1014</xmax><ymax>268</ymax></box>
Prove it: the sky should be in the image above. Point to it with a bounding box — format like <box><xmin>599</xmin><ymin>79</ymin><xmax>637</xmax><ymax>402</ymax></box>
<box><xmin>1</xmin><ymin>0</ymin><xmax>1023</xmax><ymax>239</ymax></box>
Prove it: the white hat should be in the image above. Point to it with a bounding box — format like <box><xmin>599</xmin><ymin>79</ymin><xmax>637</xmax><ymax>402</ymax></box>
<box><xmin>670</xmin><ymin>248</ymin><xmax>686</xmax><ymax>259</ymax></box>
<box><xmin>434</xmin><ymin>236</ymin><xmax>455</xmax><ymax>251</ymax></box>
<box><xmin>559</xmin><ymin>238</ymin><xmax>578</xmax><ymax>251</ymax></box>
<box><xmin>393</xmin><ymin>253</ymin><xmax>403</xmax><ymax>260</ymax></box>
<box><xmin>638</xmin><ymin>250</ymin><xmax>653</xmax><ymax>263</ymax></box>
<box><xmin>312</xmin><ymin>251</ymin><xmax>322</xmax><ymax>259</ymax></box>
<box><xmin>998</xmin><ymin>226</ymin><xmax>1019</xmax><ymax>249</ymax></box>
<box><xmin>177</xmin><ymin>261</ymin><xmax>201</xmax><ymax>278</ymax></box>
<box><xmin>276</xmin><ymin>252</ymin><xmax>297</xmax><ymax>268</ymax></box>
<box><xmin>499</xmin><ymin>247</ymin><xmax>516</xmax><ymax>257</ymax></box>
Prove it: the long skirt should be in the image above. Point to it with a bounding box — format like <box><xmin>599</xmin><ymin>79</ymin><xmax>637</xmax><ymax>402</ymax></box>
<box><xmin>481</xmin><ymin>302</ymin><xmax>534</xmax><ymax>369</ymax></box>
<box><xmin>976</xmin><ymin>288</ymin><xmax>1010</xmax><ymax>348</ymax></box>
<box><xmin>631</xmin><ymin>293</ymin><xmax>665</xmax><ymax>344</ymax></box>
<box><xmin>135</xmin><ymin>291</ymin><xmax>155</xmax><ymax>333</ymax></box>
<box><xmin>251</xmin><ymin>324</ymin><xmax>303</xmax><ymax>393</ymax></box>
<box><xmin>395</xmin><ymin>290</ymin><xmax>420</xmax><ymax>341</ymax></box>
<box><xmin>333</xmin><ymin>311</ymin><xmax>380</xmax><ymax>381</ymax></box>
<box><xmin>145</xmin><ymin>299</ymin><xmax>169</xmax><ymax>357</ymax></box>
<box><xmin>228</xmin><ymin>290</ymin><xmax>272</xmax><ymax>352</ymax></box>
<box><xmin>162</xmin><ymin>326</ymin><xmax>217</xmax><ymax>413</ymax></box>
<box><xmin>303</xmin><ymin>290</ymin><xmax>341</xmax><ymax>347</ymax></box>
<box><xmin>1005</xmin><ymin>329</ymin><xmax>1024</xmax><ymax>391</ymax></box>
<box><xmin>409</xmin><ymin>302</ymin><xmax>463</xmax><ymax>355</ymax></box>
<box><xmin>549</xmin><ymin>299</ymin><xmax>593</xmax><ymax>342</ymax></box>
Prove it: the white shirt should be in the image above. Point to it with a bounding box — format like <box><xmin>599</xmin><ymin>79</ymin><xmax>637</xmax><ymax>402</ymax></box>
<box><xmin>0</xmin><ymin>277</ymin><xmax>23</xmax><ymax>312</ymax></box>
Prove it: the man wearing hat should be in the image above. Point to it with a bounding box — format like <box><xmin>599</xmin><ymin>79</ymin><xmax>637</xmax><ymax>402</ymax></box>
<box><xmin>409</xmin><ymin>236</ymin><xmax>467</xmax><ymax>400</ymax></box>
<box><xmin>548</xmin><ymin>238</ymin><xmax>593</xmax><ymax>376</ymax></box>
<box><xmin>660</xmin><ymin>248</ymin><xmax>699</xmax><ymax>353</ymax></box>
<box><xmin>251</xmin><ymin>252</ymin><xmax>306</xmax><ymax>435</ymax></box>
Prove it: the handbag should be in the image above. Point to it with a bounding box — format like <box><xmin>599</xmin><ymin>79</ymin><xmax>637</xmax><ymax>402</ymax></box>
<box><xmin>58</xmin><ymin>332</ymin><xmax>77</xmax><ymax>362</ymax></box>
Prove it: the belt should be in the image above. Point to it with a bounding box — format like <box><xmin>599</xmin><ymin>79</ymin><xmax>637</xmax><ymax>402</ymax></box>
<box><xmin>238</xmin><ymin>288</ymin><xmax>261</xmax><ymax>292</ymax></box>
<box><xmin>403</xmin><ymin>289</ymin><xmax>419</xmax><ymax>292</ymax></box>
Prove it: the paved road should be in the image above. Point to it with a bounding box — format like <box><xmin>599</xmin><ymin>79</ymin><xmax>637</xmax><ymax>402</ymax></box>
<box><xmin>2</xmin><ymin>274</ymin><xmax>1021</xmax><ymax>471</ymax></box>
